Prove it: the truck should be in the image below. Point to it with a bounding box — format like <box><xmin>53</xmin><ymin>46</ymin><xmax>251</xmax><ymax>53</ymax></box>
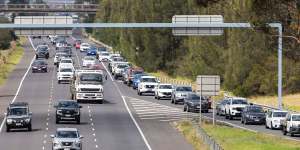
<box><xmin>70</xmin><ymin>70</ymin><xmax>106</xmax><ymax>104</ymax></box>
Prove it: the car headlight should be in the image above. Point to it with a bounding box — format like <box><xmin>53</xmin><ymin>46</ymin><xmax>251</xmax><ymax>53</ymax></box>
<box><xmin>175</xmin><ymin>93</ymin><xmax>182</xmax><ymax>97</ymax></box>
<box><xmin>32</xmin><ymin>66</ymin><xmax>37</xmax><ymax>69</ymax></box>
<box><xmin>74</xmin><ymin>141</ymin><xmax>81</xmax><ymax>147</ymax></box>
<box><xmin>25</xmin><ymin>118</ymin><xmax>31</xmax><ymax>123</ymax></box>
<box><xmin>6</xmin><ymin>119</ymin><xmax>12</xmax><ymax>124</ymax></box>
<box><xmin>53</xmin><ymin>141</ymin><xmax>60</xmax><ymax>147</ymax></box>
<box><xmin>57</xmin><ymin>110</ymin><xmax>62</xmax><ymax>115</ymax></box>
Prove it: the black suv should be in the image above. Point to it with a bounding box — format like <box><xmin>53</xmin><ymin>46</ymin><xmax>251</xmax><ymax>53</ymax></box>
<box><xmin>241</xmin><ymin>105</ymin><xmax>266</xmax><ymax>125</ymax></box>
<box><xmin>54</xmin><ymin>100</ymin><xmax>82</xmax><ymax>124</ymax></box>
<box><xmin>6</xmin><ymin>102</ymin><xmax>32</xmax><ymax>132</ymax></box>
<box><xmin>36</xmin><ymin>45</ymin><xmax>49</xmax><ymax>59</ymax></box>
<box><xmin>183</xmin><ymin>93</ymin><xmax>209</xmax><ymax>113</ymax></box>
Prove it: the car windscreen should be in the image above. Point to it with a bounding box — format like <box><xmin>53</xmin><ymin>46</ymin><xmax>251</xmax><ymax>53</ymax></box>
<box><xmin>37</xmin><ymin>47</ymin><xmax>48</xmax><ymax>52</ymax></box>
<box><xmin>33</xmin><ymin>61</ymin><xmax>46</xmax><ymax>65</ymax></box>
<box><xmin>84</xmin><ymin>57</ymin><xmax>95</xmax><ymax>61</ymax></box>
<box><xmin>101</xmin><ymin>53</ymin><xmax>109</xmax><ymax>56</ymax></box>
<box><xmin>176</xmin><ymin>86</ymin><xmax>192</xmax><ymax>92</ymax></box>
<box><xmin>56</xmin><ymin>131</ymin><xmax>78</xmax><ymax>138</ymax></box>
<box><xmin>80</xmin><ymin>74</ymin><xmax>102</xmax><ymax>83</ymax></box>
<box><xmin>61</xmin><ymin>60</ymin><xmax>72</xmax><ymax>63</ymax></box>
<box><xmin>159</xmin><ymin>85</ymin><xmax>173</xmax><ymax>89</ymax></box>
<box><xmin>8</xmin><ymin>108</ymin><xmax>27</xmax><ymax>116</ymax></box>
<box><xmin>273</xmin><ymin>112</ymin><xmax>287</xmax><ymax>117</ymax></box>
<box><xmin>292</xmin><ymin>115</ymin><xmax>300</xmax><ymax>121</ymax></box>
<box><xmin>117</xmin><ymin>65</ymin><xmax>128</xmax><ymax>69</ymax></box>
<box><xmin>248</xmin><ymin>107</ymin><xmax>264</xmax><ymax>113</ymax></box>
<box><xmin>232</xmin><ymin>99</ymin><xmax>248</xmax><ymax>105</ymax></box>
<box><xmin>82</xmin><ymin>44</ymin><xmax>90</xmax><ymax>47</ymax></box>
<box><xmin>58</xmin><ymin>101</ymin><xmax>78</xmax><ymax>108</ymax></box>
<box><xmin>60</xmin><ymin>68</ymin><xmax>73</xmax><ymax>72</ymax></box>
<box><xmin>141</xmin><ymin>78</ymin><xmax>157</xmax><ymax>82</ymax></box>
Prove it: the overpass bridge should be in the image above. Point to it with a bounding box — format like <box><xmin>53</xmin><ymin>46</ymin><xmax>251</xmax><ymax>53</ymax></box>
<box><xmin>0</xmin><ymin>4</ymin><xmax>98</xmax><ymax>13</ymax></box>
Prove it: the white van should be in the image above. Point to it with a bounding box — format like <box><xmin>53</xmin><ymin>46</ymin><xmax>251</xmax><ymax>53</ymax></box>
<box><xmin>57</xmin><ymin>64</ymin><xmax>74</xmax><ymax>84</ymax></box>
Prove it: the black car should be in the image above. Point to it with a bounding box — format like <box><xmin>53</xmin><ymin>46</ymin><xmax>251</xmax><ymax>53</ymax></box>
<box><xmin>58</xmin><ymin>46</ymin><xmax>72</xmax><ymax>57</ymax></box>
<box><xmin>241</xmin><ymin>105</ymin><xmax>266</xmax><ymax>125</ymax></box>
<box><xmin>183</xmin><ymin>93</ymin><xmax>209</xmax><ymax>113</ymax></box>
<box><xmin>36</xmin><ymin>45</ymin><xmax>49</xmax><ymax>59</ymax></box>
<box><xmin>54</xmin><ymin>100</ymin><xmax>82</xmax><ymax>124</ymax></box>
<box><xmin>6</xmin><ymin>102</ymin><xmax>32</xmax><ymax>132</ymax></box>
<box><xmin>31</xmin><ymin>59</ymin><xmax>48</xmax><ymax>73</ymax></box>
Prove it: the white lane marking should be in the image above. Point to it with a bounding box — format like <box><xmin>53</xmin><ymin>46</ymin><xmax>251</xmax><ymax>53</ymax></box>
<box><xmin>101</xmin><ymin>61</ymin><xmax>151</xmax><ymax>150</ymax></box>
<box><xmin>101</xmin><ymin>61</ymin><xmax>114</xmax><ymax>81</ymax></box>
<box><xmin>0</xmin><ymin>37</ymin><xmax>36</xmax><ymax>133</ymax></box>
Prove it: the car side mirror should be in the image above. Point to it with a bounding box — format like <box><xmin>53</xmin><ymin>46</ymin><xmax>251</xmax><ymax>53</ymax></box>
<box><xmin>79</xmin><ymin>135</ymin><xmax>84</xmax><ymax>139</ymax></box>
<box><xmin>4</xmin><ymin>113</ymin><xmax>7</xmax><ymax>116</ymax></box>
<box><xmin>157</xmin><ymin>80</ymin><xmax>161</xmax><ymax>83</ymax></box>
<box><xmin>50</xmin><ymin>135</ymin><xmax>55</xmax><ymax>138</ymax></box>
<box><xmin>29</xmin><ymin>112</ymin><xmax>33</xmax><ymax>116</ymax></box>
<box><xmin>105</xmin><ymin>75</ymin><xmax>108</xmax><ymax>80</ymax></box>
<box><xmin>79</xmin><ymin>106</ymin><xmax>82</xmax><ymax>108</ymax></box>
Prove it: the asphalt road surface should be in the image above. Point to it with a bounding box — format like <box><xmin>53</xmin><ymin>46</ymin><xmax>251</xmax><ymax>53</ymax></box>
<box><xmin>0</xmin><ymin>36</ymin><xmax>194</xmax><ymax>150</ymax></box>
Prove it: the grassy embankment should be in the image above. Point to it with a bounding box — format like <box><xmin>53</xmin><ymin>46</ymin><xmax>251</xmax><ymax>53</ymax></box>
<box><xmin>202</xmin><ymin>122</ymin><xmax>300</xmax><ymax>150</ymax></box>
<box><xmin>151</xmin><ymin>71</ymin><xmax>300</xmax><ymax>111</ymax></box>
<box><xmin>174</xmin><ymin>121</ymin><xmax>209</xmax><ymax>150</ymax></box>
<box><xmin>176</xmin><ymin>121</ymin><xmax>300</xmax><ymax>150</ymax></box>
<box><xmin>0</xmin><ymin>37</ymin><xmax>26</xmax><ymax>85</ymax></box>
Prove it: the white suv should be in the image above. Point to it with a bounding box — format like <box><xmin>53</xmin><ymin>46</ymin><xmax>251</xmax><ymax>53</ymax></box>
<box><xmin>51</xmin><ymin>128</ymin><xmax>83</xmax><ymax>150</ymax></box>
<box><xmin>224</xmin><ymin>97</ymin><xmax>248</xmax><ymax>120</ymax></box>
<box><xmin>266</xmin><ymin>110</ymin><xmax>288</xmax><ymax>129</ymax></box>
<box><xmin>154</xmin><ymin>83</ymin><xmax>173</xmax><ymax>100</ymax></box>
<box><xmin>281</xmin><ymin>113</ymin><xmax>300</xmax><ymax>136</ymax></box>
<box><xmin>137</xmin><ymin>76</ymin><xmax>159</xmax><ymax>96</ymax></box>
<box><xmin>57</xmin><ymin>64</ymin><xmax>74</xmax><ymax>84</ymax></box>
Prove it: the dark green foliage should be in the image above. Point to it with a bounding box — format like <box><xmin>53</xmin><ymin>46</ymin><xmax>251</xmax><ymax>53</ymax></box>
<box><xmin>0</xmin><ymin>17</ymin><xmax>14</xmax><ymax>50</ymax></box>
<box><xmin>93</xmin><ymin>0</ymin><xmax>300</xmax><ymax>96</ymax></box>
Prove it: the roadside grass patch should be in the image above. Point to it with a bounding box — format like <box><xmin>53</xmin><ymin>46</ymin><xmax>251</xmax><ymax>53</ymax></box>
<box><xmin>0</xmin><ymin>38</ymin><xmax>25</xmax><ymax>85</ymax></box>
<box><xmin>202</xmin><ymin>123</ymin><xmax>300</xmax><ymax>150</ymax></box>
<box><xmin>174</xmin><ymin>121</ymin><xmax>209</xmax><ymax>150</ymax></box>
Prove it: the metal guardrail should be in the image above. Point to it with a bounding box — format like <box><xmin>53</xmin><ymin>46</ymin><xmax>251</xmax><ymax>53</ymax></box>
<box><xmin>0</xmin><ymin>4</ymin><xmax>99</xmax><ymax>12</ymax></box>
<box><xmin>191</xmin><ymin>121</ymin><xmax>223</xmax><ymax>150</ymax></box>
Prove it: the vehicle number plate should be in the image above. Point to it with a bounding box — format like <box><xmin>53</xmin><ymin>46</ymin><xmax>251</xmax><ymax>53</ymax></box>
<box><xmin>16</xmin><ymin>123</ymin><xmax>21</xmax><ymax>126</ymax></box>
<box><xmin>255</xmin><ymin>119</ymin><xmax>259</xmax><ymax>122</ymax></box>
<box><xmin>65</xmin><ymin>114</ymin><xmax>71</xmax><ymax>117</ymax></box>
<box><xmin>196</xmin><ymin>106</ymin><xmax>200</xmax><ymax>108</ymax></box>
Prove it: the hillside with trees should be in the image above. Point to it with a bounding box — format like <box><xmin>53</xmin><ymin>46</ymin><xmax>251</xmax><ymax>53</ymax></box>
<box><xmin>91</xmin><ymin>0</ymin><xmax>300</xmax><ymax>97</ymax></box>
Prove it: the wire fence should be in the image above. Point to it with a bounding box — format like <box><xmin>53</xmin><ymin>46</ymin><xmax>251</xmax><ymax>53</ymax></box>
<box><xmin>191</xmin><ymin>121</ymin><xmax>224</xmax><ymax>150</ymax></box>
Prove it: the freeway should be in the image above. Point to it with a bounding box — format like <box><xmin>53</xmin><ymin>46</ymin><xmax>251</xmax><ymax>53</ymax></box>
<box><xmin>0</xmin><ymin>36</ymin><xmax>194</xmax><ymax>150</ymax></box>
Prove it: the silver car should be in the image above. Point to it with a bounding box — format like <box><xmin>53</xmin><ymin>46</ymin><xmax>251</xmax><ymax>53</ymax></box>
<box><xmin>171</xmin><ymin>86</ymin><xmax>193</xmax><ymax>104</ymax></box>
<box><xmin>51</xmin><ymin>128</ymin><xmax>83</xmax><ymax>150</ymax></box>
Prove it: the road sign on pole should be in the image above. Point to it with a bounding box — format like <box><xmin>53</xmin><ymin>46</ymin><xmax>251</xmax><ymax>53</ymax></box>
<box><xmin>196</xmin><ymin>75</ymin><xmax>220</xmax><ymax>125</ymax></box>
<box><xmin>14</xmin><ymin>16</ymin><xmax>73</xmax><ymax>36</ymax></box>
<box><xmin>172</xmin><ymin>15</ymin><xmax>224</xmax><ymax>36</ymax></box>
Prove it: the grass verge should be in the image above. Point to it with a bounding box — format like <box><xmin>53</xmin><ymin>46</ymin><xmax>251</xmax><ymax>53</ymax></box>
<box><xmin>0</xmin><ymin>37</ymin><xmax>26</xmax><ymax>85</ymax></box>
<box><xmin>202</xmin><ymin>123</ymin><xmax>300</xmax><ymax>150</ymax></box>
<box><xmin>174</xmin><ymin>121</ymin><xmax>209</xmax><ymax>150</ymax></box>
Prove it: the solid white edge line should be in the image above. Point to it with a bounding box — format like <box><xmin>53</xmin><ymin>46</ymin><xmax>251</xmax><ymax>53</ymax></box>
<box><xmin>101</xmin><ymin>61</ymin><xmax>151</xmax><ymax>150</ymax></box>
<box><xmin>0</xmin><ymin>36</ymin><xmax>36</xmax><ymax>133</ymax></box>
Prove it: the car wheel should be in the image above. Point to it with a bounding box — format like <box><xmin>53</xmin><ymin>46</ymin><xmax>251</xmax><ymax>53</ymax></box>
<box><xmin>157</xmin><ymin>96</ymin><xmax>160</xmax><ymax>100</ymax></box>
<box><xmin>187</xmin><ymin>106</ymin><xmax>190</xmax><ymax>112</ymax></box>
<box><xmin>56</xmin><ymin>117</ymin><xmax>59</xmax><ymax>124</ymax></box>
<box><xmin>225</xmin><ymin>113</ymin><xmax>229</xmax><ymax>119</ymax></box>
<box><xmin>270</xmin><ymin>122</ymin><xmax>275</xmax><ymax>130</ymax></box>
<box><xmin>291</xmin><ymin>133</ymin><xmax>294</xmax><ymax>137</ymax></box>
<box><xmin>174</xmin><ymin>100</ymin><xmax>178</xmax><ymax>105</ymax></box>
<box><xmin>241</xmin><ymin>118</ymin><xmax>244</xmax><ymax>124</ymax></box>
<box><xmin>265</xmin><ymin>122</ymin><xmax>269</xmax><ymax>129</ymax></box>
<box><xmin>282</xmin><ymin>128</ymin><xmax>287</xmax><ymax>135</ymax></box>
<box><xmin>28</xmin><ymin>124</ymin><xmax>32</xmax><ymax>131</ymax></box>
<box><xmin>58</xmin><ymin>80</ymin><xmax>61</xmax><ymax>84</ymax></box>
<box><xmin>6</xmin><ymin>126</ymin><xmax>10</xmax><ymax>132</ymax></box>
<box><xmin>244</xmin><ymin>119</ymin><xmax>248</xmax><ymax>125</ymax></box>
<box><xmin>183</xmin><ymin>105</ymin><xmax>187</xmax><ymax>112</ymax></box>
<box><xmin>76</xmin><ymin>117</ymin><xmax>80</xmax><ymax>124</ymax></box>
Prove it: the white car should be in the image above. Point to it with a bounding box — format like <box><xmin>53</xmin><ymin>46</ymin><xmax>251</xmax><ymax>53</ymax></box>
<box><xmin>137</xmin><ymin>76</ymin><xmax>159</xmax><ymax>96</ymax></box>
<box><xmin>154</xmin><ymin>84</ymin><xmax>173</xmax><ymax>100</ymax></box>
<box><xmin>224</xmin><ymin>97</ymin><xmax>248</xmax><ymax>120</ymax></box>
<box><xmin>98</xmin><ymin>51</ymin><xmax>110</xmax><ymax>61</ymax></box>
<box><xmin>80</xmin><ymin>43</ymin><xmax>90</xmax><ymax>52</ymax></box>
<box><xmin>266</xmin><ymin>110</ymin><xmax>288</xmax><ymax>129</ymax></box>
<box><xmin>51</xmin><ymin>128</ymin><xmax>83</xmax><ymax>150</ymax></box>
<box><xmin>282</xmin><ymin>113</ymin><xmax>300</xmax><ymax>136</ymax></box>
<box><xmin>57</xmin><ymin>64</ymin><xmax>74</xmax><ymax>84</ymax></box>
<box><xmin>82</xmin><ymin>56</ymin><xmax>97</xmax><ymax>67</ymax></box>
<box><xmin>59</xmin><ymin>58</ymin><xmax>73</xmax><ymax>68</ymax></box>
